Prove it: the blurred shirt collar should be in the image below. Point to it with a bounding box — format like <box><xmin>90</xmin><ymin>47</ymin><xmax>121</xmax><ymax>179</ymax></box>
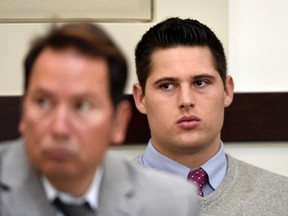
<box><xmin>41</xmin><ymin>165</ymin><xmax>103</xmax><ymax>210</ymax></box>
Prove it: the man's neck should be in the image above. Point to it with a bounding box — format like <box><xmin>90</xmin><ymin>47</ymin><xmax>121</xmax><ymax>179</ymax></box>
<box><xmin>45</xmin><ymin>169</ymin><xmax>97</xmax><ymax>197</ymax></box>
<box><xmin>152</xmin><ymin>140</ymin><xmax>221</xmax><ymax>169</ymax></box>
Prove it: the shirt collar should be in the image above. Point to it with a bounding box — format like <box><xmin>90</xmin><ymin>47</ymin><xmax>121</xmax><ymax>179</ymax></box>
<box><xmin>140</xmin><ymin>140</ymin><xmax>190</xmax><ymax>177</ymax></box>
<box><xmin>201</xmin><ymin>142</ymin><xmax>227</xmax><ymax>189</ymax></box>
<box><xmin>41</xmin><ymin>165</ymin><xmax>103</xmax><ymax>210</ymax></box>
<box><xmin>140</xmin><ymin>140</ymin><xmax>227</xmax><ymax>190</ymax></box>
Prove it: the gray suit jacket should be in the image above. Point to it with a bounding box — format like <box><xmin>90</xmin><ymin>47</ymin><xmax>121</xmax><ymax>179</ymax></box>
<box><xmin>0</xmin><ymin>139</ymin><xmax>199</xmax><ymax>216</ymax></box>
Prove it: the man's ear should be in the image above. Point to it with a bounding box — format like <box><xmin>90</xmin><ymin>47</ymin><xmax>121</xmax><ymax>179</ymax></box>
<box><xmin>18</xmin><ymin>95</ymin><xmax>26</xmax><ymax>135</ymax></box>
<box><xmin>132</xmin><ymin>83</ymin><xmax>147</xmax><ymax>114</ymax></box>
<box><xmin>224</xmin><ymin>75</ymin><xmax>234</xmax><ymax>108</ymax></box>
<box><xmin>110</xmin><ymin>99</ymin><xmax>132</xmax><ymax>145</ymax></box>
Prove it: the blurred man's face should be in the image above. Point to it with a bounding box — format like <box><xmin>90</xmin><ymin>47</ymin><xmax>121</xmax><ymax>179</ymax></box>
<box><xmin>20</xmin><ymin>47</ymin><xmax>121</xmax><ymax>188</ymax></box>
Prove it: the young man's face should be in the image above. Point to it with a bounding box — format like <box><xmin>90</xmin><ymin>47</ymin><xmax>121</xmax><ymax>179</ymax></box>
<box><xmin>133</xmin><ymin>46</ymin><xmax>234</xmax><ymax>164</ymax></box>
<box><xmin>20</xmin><ymin>47</ymin><xmax>127</xmax><ymax>188</ymax></box>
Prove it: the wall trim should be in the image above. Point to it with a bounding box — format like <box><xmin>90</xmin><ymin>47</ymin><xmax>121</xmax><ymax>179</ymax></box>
<box><xmin>1</xmin><ymin>93</ymin><xmax>288</xmax><ymax>144</ymax></box>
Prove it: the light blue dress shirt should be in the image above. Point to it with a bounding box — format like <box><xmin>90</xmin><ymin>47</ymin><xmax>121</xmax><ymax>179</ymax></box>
<box><xmin>139</xmin><ymin>140</ymin><xmax>227</xmax><ymax>196</ymax></box>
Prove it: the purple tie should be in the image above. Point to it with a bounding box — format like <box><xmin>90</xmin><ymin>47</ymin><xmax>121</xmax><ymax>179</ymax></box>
<box><xmin>187</xmin><ymin>168</ymin><xmax>207</xmax><ymax>196</ymax></box>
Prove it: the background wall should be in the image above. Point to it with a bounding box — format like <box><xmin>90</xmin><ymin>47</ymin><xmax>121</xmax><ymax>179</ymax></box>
<box><xmin>0</xmin><ymin>0</ymin><xmax>288</xmax><ymax>176</ymax></box>
<box><xmin>0</xmin><ymin>0</ymin><xmax>228</xmax><ymax>95</ymax></box>
<box><xmin>229</xmin><ymin>0</ymin><xmax>288</xmax><ymax>92</ymax></box>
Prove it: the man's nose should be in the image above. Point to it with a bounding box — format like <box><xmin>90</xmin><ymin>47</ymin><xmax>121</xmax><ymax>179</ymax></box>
<box><xmin>51</xmin><ymin>106</ymin><xmax>70</xmax><ymax>136</ymax></box>
<box><xmin>178</xmin><ymin>86</ymin><xmax>195</xmax><ymax>110</ymax></box>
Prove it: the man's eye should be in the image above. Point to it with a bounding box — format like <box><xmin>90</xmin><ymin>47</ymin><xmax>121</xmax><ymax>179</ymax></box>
<box><xmin>194</xmin><ymin>80</ymin><xmax>208</xmax><ymax>88</ymax></box>
<box><xmin>36</xmin><ymin>98</ymin><xmax>51</xmax><ymax>109</ymax></box>
<box><xmin>75</xmin><ymin>101</ymin><xmax>91</xmax><ymax>111</ymax></box>
<box><xmin>160</xmin><ymin>83</ymin><xmax>174</xmax><ymax>90</ymax></box>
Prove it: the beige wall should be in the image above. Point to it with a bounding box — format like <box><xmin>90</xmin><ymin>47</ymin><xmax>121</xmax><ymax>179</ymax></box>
<box><xmin>228</xmin><ymin>0</ymin><xmax>288</xmax><ymax>92</ymax></box>
<box><xmin>0</xmin><ymin>0</ymin><xmax>227</xmax><ymax>95</ymax></box>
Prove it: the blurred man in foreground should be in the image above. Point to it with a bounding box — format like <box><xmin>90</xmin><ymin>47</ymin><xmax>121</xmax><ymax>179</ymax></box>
<box><xmin>0</xmin><ymin>22</ymin><xmax>199</xmax><ymax>216</ymax></box>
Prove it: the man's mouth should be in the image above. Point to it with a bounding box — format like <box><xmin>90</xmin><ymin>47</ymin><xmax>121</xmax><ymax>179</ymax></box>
<box><xmin>177</xmin><ymin>115</ymin><xmax>201</xmax><ymax>129</ymax></box>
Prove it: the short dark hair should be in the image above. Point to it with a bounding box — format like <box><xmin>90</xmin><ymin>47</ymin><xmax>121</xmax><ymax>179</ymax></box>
<box><xmin>135</xmin><ymin>17</ymin><xmax>227</xmax><ymax>93</ymax></box>
<box><xmin>24</xmin><ymin>23</ymin><xmax>128</xmax><ymax>107</ymax></box>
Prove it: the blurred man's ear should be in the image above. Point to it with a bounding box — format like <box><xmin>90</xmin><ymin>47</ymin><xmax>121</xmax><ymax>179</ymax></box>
<box><xmin>18</xmin><ymin>95</ymin><xmax>26</xmax><ymax>135</ymax></box>
<box><xmin>132</xmin><ymin>83</ymin><xmax>147</xmax><ymax>114</ymax></box>
<box><xmin>110</xmin><ymin>99</ymin><xmax>132</xmax><ymax>145</ymax></box>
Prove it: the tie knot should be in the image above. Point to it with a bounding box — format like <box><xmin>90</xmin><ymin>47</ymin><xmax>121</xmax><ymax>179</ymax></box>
<box><xmin>187</xmin><ymin>168</ymin><xmax>207</xmax><ymax>196</ymax></box>
<box><xmin>53</xmin><ymin>197</ymin><xmax>94</xmax><ymax>216</ymax></box>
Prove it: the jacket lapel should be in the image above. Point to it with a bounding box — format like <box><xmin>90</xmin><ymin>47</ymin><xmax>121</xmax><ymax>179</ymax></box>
<box><xmin>97</xmin><ymin>152</ymin><xmax>138</xmax><ymax>216</ymax></box>
<box><xmin>1</xmin><ymin>140</ymin><xmax>55</xmax><ymax>216</ymax></box>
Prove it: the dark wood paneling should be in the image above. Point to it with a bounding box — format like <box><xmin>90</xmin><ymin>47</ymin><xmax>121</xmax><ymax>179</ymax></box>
<box><xmin>1</xmin><ymin>93</ymin><xmax>288</xmax><ymax>144</ymax></box>
<box><xmin>0</xmin><ymin>96</ymin><xmax>21</xmax><ymax>141</ymax></box>
<box><xmin>222</xmin><ymin>92</ymin><xmax>288</xmax><ymax>142</ymax></box>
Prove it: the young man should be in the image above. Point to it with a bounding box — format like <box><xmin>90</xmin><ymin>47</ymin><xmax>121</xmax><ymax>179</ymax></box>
<box><xmin>0</xmin><ymin>23</ymin><xmax>199</xmax><ymax>216</ymax></box>
<box><xmin>133</xmin><ymin>17</ymin><xmax>288</xmax><ymax>215</ymax></box>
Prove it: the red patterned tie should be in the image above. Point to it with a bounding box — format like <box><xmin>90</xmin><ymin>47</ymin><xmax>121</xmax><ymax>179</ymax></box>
<box><xmin>187</xmin><ymin>168</ymin><xmax>207</xmax><ymax>196</ymax></box>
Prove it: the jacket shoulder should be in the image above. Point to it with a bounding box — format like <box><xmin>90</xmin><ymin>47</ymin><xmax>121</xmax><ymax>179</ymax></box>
<box><xmin>103</xmin><ymin>152</ymin><xmax>200</xmax><ymax>215</ymax></box>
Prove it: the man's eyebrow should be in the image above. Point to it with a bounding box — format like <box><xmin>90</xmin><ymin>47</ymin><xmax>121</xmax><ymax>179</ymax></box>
<box><xmin>153</xmin><ymin>77</ymin><xmax>178</xmax><ymax>86</ymax></box>
<box><xmin>153</xmin><ymin>74</ymin><xmax>216</xmax><ymax>84</ymax></box>
<box><xmin>192</xmin><ymin>74</ymin><xmax>216</xmax><ymax>81</ymax></box>
<box><xmin>29</xmin><ymin>88</ymin><xmax>99</xmax><ymax>100</ymax></box>
<box><xmin>72</xmin><ymin>93</ymin><xmax>99</xmax><ymax>100</ymax></box>
<box><xmin>29</xmin><ymin>88</ymin><xmax>53</xmax><ymax>97</ymax></box>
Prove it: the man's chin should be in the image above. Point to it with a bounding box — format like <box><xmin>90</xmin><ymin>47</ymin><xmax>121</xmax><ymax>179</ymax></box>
<box><xmin>39</xmin><ymin>163</ymin><xmax>77</xmax><ymax>179</ymax></box>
